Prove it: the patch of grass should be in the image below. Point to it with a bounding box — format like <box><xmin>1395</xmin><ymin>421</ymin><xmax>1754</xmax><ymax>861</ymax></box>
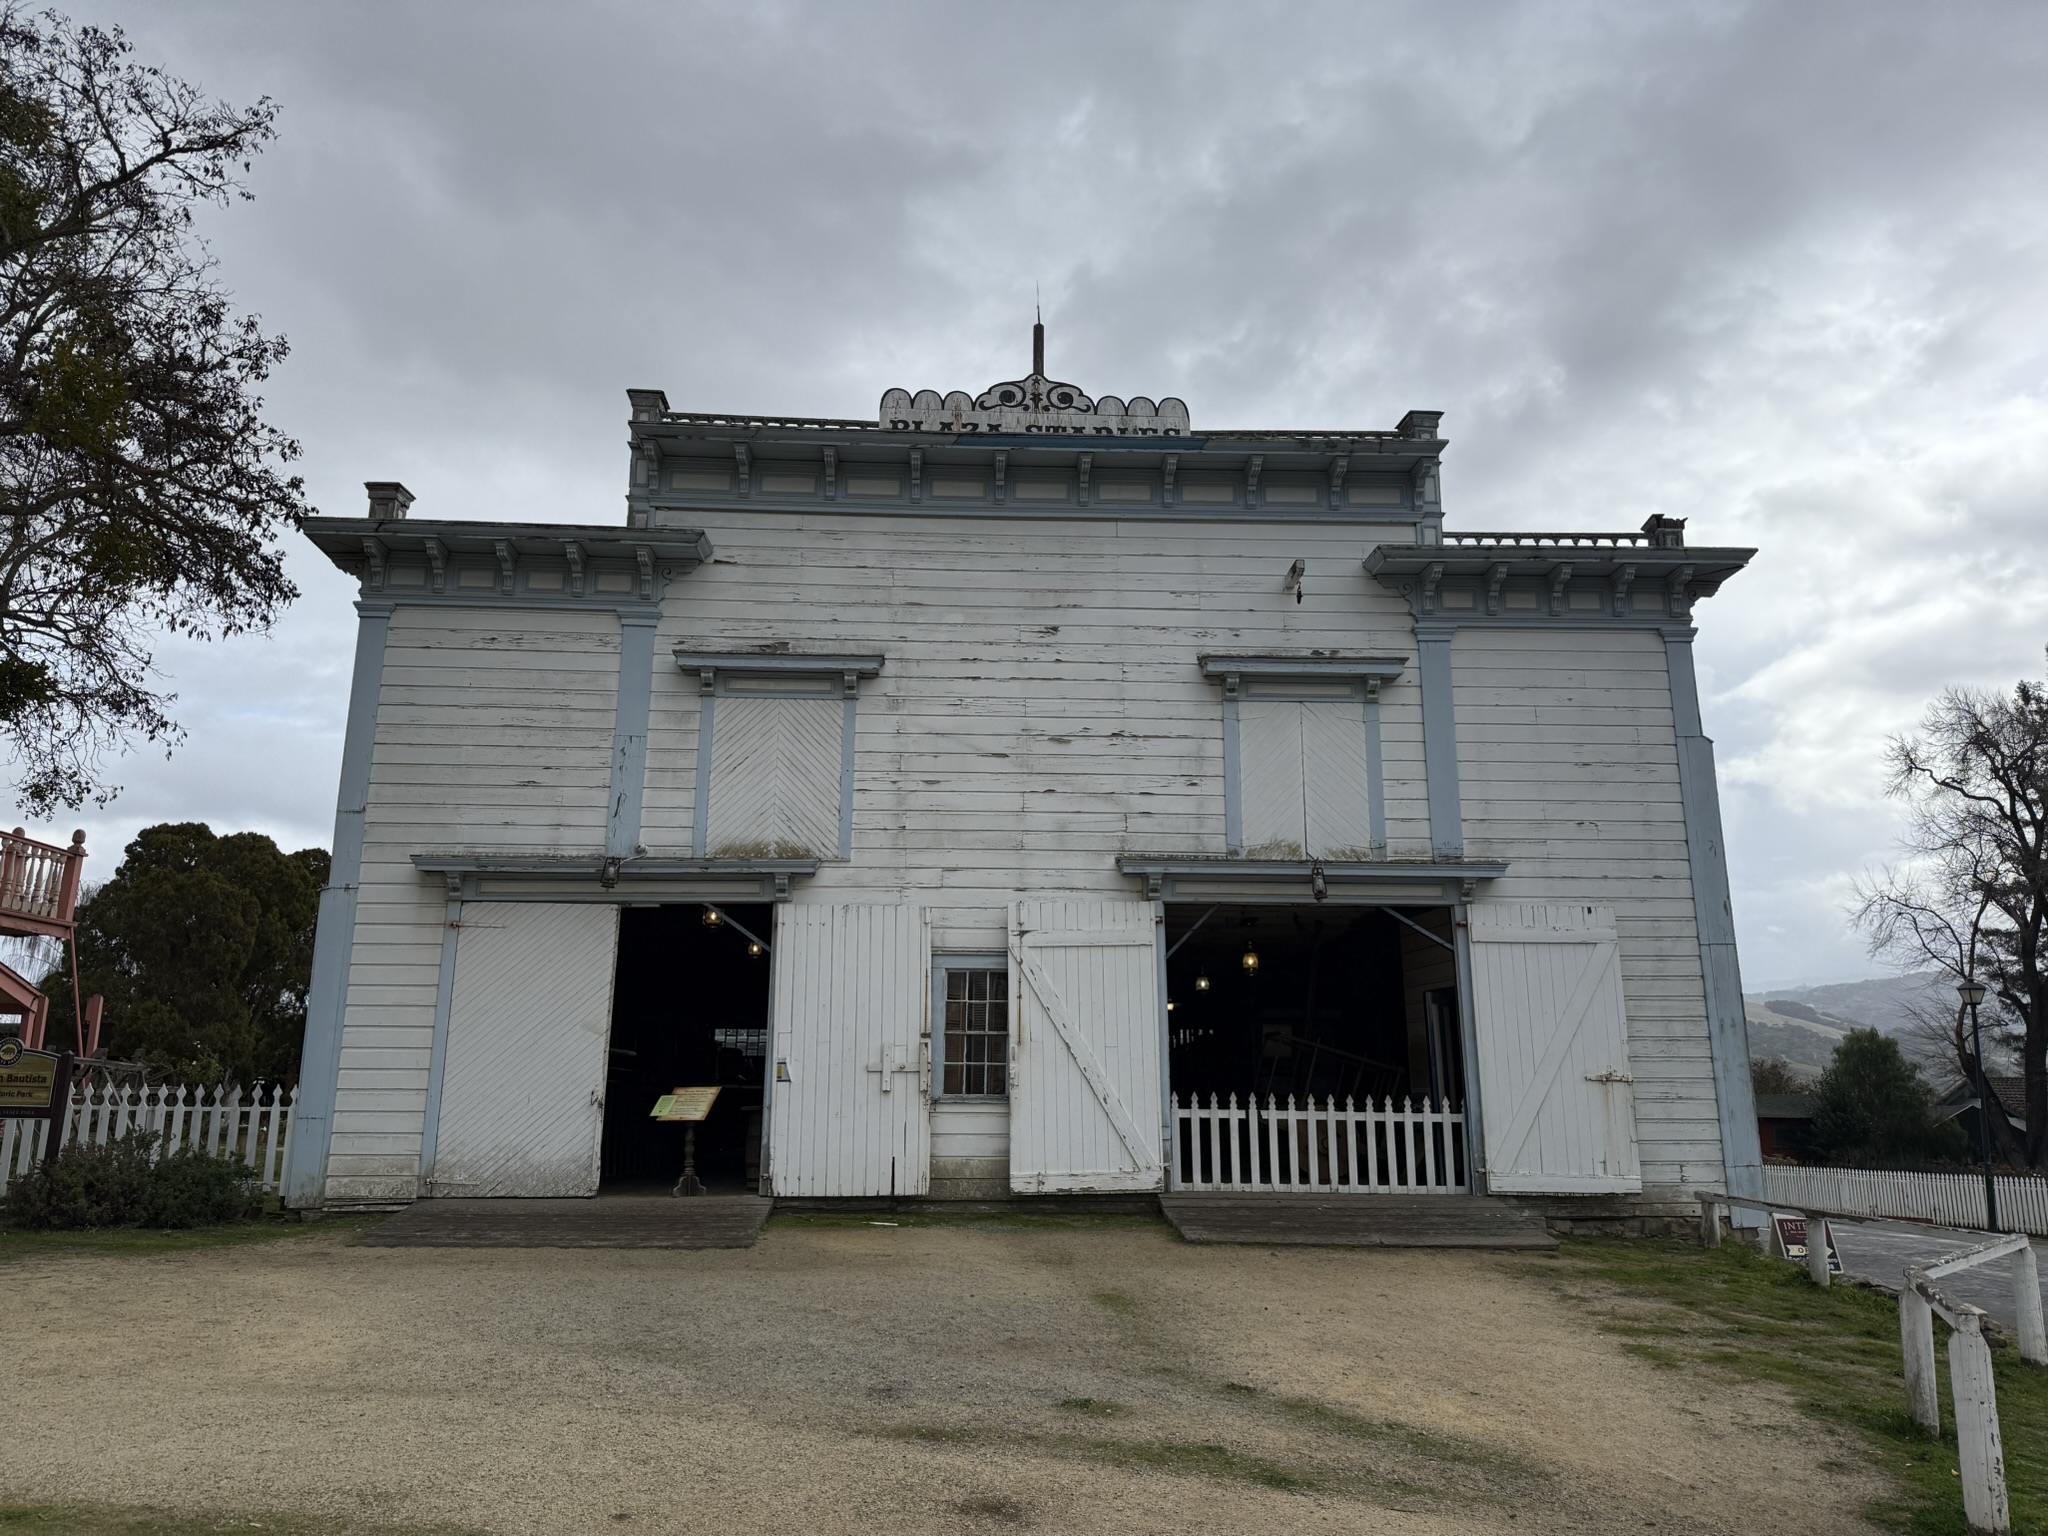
<box><xmin>0</xmin><ymin>1213</ymin><xmax>378</xmax><ymax>1261</ymax></box>
<box><xmin>1056</xmin><ymin>1396</ymin><xmax>1122</xmax><ymax>1417</ymax></box>
<box><xmin>1550</xmin><ymin>1238</ymin><xmax>2048</xmax><ymax>1535</ymax></box>
<box><xmin>0</xmin><ymin>1502</ymin><xmax>479</xmax><ymax>1535</ymax></box>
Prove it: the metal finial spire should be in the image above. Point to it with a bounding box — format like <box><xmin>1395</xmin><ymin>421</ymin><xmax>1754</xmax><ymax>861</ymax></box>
<box><xmin>1032</xmin><ymin>286</ymin><xmax>1044</xmax><ymax>379</ymax></box>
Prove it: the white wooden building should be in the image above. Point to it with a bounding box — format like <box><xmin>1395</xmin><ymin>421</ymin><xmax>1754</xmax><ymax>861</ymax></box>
<box><xmin>282</xmin><ymin>337</ymin><xmax>1763</xmax><ymax>1224</ymax></box>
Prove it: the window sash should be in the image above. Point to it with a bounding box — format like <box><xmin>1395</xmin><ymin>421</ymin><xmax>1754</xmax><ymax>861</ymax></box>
<box><xmin>937</xmin><ymin>964</ymin><xmax>1009</xmax><ymax>1098</ymax></box>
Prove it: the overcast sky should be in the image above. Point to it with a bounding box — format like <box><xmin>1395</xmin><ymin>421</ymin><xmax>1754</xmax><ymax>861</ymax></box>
<box><xmin>36</xmin><ymin>1</ymin><xmax>2048</xmax><ymax>989</ymax></box>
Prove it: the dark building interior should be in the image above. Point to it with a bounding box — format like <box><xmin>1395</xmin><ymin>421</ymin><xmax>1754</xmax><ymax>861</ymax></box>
<box><xmin>1163</xmin><ymin>903</ymin><xmax>1462</xmax><ymax>1110</ymax></box>
<box><xmin>602</xmin><ymin>903</ymin><xmax>772</xmax><ymax>1192</ymax></box>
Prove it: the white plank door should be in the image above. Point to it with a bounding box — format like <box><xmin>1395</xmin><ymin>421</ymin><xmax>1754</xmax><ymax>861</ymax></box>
<box><xmin>1468</xmin><ymin>901</ymin><xmax>1642</xmax><ymax>1194</ymax></box>
<box><xmin>768</xmin><ymin>903</ymin><xmax>930</xmax><ymax>1197</ymax></box>
<box><xmin>432</xmin><ymin>902</ymin><xmax>621</xmax><ymax>1198</ymax></box>
<box><xmin>1009</xmin><ymin>900</ymin><xmax>1164</xmax><ymax>1193</ymax></box>
<box><xmin>706</xmin><ymin>695</ymin><xmax>844</xmax><ymax>858</ymax></box>
<box><xmin>1238</xmin><ymin>699</ymin><xmax>1373</xmax><ymax>858</ymax></box>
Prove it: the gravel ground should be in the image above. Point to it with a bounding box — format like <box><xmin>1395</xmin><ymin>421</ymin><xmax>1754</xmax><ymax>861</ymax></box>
<box><xmin>0</xmin><ymin>1215</ymin><xmax>1887</xmax><ymax>1535</ymax></box>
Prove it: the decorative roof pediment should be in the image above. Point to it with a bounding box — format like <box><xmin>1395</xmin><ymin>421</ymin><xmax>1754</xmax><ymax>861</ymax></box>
<box><xmin>880</xmin><ymin>321</ymin><xmax>1190</xmax><ymax>436</ymax></box>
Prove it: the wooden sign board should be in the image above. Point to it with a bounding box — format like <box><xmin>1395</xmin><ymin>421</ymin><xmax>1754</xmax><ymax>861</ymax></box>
<box><xmin>1772</xmin><ymin>1213</ymin><xmax>1842</xmax><ymax>1274</ymax></box>
<box><xmin>650</xmin><ymin>1086</ymin><xmax>720</xmax><ymax>1123</ymax></box>
<box><xmin>0</xmin><ymin>1040</ymin><xmax>61</xmax><ymax>1115</ymax></box>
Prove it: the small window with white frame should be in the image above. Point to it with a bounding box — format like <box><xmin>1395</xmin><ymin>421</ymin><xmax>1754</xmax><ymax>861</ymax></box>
<box><xmin>934</xmin><ymin>959</ymin><xmax>1008</xmax><ymax>1098</ymax></box>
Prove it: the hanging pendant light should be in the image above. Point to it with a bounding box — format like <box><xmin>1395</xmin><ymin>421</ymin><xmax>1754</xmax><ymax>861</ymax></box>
<box><xmin>747</xmin><ymin>939</ymin><xmax>764</xmax><ymax>958</ymax></box>
<box><xmin>1241</xmin><ymin>942</ymin><xmax>1259</xmax><ymax>977</ymax></box>
<box><xmin>701</xmin><ymin>906</ymin><xmax>723</xmax><ymax>927</ymax></box>
<box><xmin>1195</xmin><ymin>971</ymin><xmax>1211</xmax><ymax>993</ymax></box>
<box><xmin>1166</xmin><ymin>998</ymin><xmax>1176</xmax><ymax>1013</ymax></box>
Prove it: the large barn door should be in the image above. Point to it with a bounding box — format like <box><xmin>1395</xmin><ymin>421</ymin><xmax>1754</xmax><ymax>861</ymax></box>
<box><xmin>1009</xmin><ymin>900</ymin><xmax>1163</xmax><ymax>1193</ymax></box>
<box><xmin>432</xmin><ymin>902</ymin><xmax>620</xmax><ymax>1197</ymax></box>
<box><xmin>1468</xmin><ymin>901</ymin><xmax>1641</xmax><ymax>1194</ymax></box>
<box><xmin>768</xmin><ymin>904</ymin><xmax>929</xmax><ymax>1197</ymax></box>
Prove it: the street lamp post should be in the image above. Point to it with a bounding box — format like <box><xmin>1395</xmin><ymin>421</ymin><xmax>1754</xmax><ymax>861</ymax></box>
<box><xmin>1956</xmin><ymin>979</ymin><xmax>1998</xmax><ymax>1233</ymax></box>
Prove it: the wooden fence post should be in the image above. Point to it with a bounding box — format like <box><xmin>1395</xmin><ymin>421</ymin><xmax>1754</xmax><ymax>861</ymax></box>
<box><xmin>1949</xmin><ymin>1314</ymin><xmax>2010</xmax><ymax>1534</ymax></box>
<box><xmin>1807</xmin><ymin>1216</ymin><xmax>1832</xmax><ymax>1287</ymax></box>
<box><xmin>1900</xmin><ymin>1288</ymin><xmax>1940</xmax><ymax>1436</ymax></box>
<box><xmin>2014</xmin><ymin>1244</ymin><xmax>2046</xmax><ymax>1367</ymax></box>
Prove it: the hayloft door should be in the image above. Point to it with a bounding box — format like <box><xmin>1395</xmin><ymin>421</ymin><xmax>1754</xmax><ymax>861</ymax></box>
<box><xmin>431</xmin><ymin>902</ymin><xmax>620</xmax><ymax>1197</ymax></box>
<box><xmin>1467</xmin><ymin>901</ymin><xmax>1641</xmax><ymax>1194</ymax></box>
<box><xmin>1008</xmin><ymin>900</ymin><xmax>1164</xmax><ymax>1193</ymax></box>
<box><xmin>767</xmin><ymin>903</ymin><xmax>930</xmax><ymax>1197</ymax></box>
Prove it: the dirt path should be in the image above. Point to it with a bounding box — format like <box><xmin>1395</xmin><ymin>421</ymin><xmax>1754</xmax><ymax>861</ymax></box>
<box><xmin>0</xmin><ymin>1217</ymin><xmax>1885</xmax><ymax>1534</ymax></box>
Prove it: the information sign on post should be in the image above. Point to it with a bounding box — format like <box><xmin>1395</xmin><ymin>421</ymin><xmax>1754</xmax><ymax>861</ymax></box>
<box><xmin>0</xmin><ymin>1039</ymin><xmax>74</xmax><ymax>1171</ymax></box>
<box><xmin>650</xmin><ymin>1086</ymin><xmax>721</xmax><ymax>1196</ymax></box>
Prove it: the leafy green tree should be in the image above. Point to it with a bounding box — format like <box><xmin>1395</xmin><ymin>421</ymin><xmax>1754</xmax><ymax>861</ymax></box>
<box><xmin>1750</xmin><ymin>1057</ymin><xmax>1803</xmax><ymax>1096</ymax></box>
<box><xmin>1807</xmin><ymin>1028</ymin><xmax>1966</xmax><ymax>1168</ymax></box>
<box><xmin>1</xmin><ymin>10</ymin><xmax>305</xmax><ymax>813</ymax></box>
<box><xmin>43</xmin><ymin>822</ymin><xmax>326</xmax><ymax>1084</ymax></box>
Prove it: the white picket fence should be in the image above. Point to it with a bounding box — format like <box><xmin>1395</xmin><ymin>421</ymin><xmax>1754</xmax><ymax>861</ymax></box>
<box><xmin>1764</xmin><ymin>1165</ymin><xmax>2048</xmax><ymax>1238</ymax></box>
<box><xmin>1171</xmin><ymin>1091</ymin><xmax>1468</xmax><ymax>1193</ymax></box>
<box><xmin>0</xmin><ymin>1083</ymin><xmax>297</xmax><ymax>1197</ymax></box>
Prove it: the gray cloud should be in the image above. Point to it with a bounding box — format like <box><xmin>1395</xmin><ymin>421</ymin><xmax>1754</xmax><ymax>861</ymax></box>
<box><xmin>42</xmin><ymin>0</ymin><xmax>2048</xmax><ymax>986</ymax></box>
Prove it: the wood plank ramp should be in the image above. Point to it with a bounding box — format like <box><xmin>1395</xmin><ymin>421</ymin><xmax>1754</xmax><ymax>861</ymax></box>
<box><xmin>360</xmin><ymin>1195</ymin><xmax>772</xmax><ymax>1249</ymax></box>
<box><xmin>1159</xmin><ymin>1192</ymin><xmax>1556</xmax><ymax>1249</ymax></box>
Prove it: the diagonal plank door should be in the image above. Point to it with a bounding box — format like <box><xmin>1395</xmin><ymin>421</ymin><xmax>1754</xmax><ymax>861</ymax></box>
<box><xmin>1468</xmin><ymin>901</ymin><xmax>1641</xmax><ymax>1194</ymax></box>
<box><xmin>432</xmin><ymin>902</ymin><xmax>621</xmax><ymax>1198</ymax></box>
<box><xmin>1009</xmin><ymin>900</ymin><xmax>1163</xmax><ymax>1193</ymax></box>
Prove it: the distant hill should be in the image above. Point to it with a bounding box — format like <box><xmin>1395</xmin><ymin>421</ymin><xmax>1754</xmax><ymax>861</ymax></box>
<box><xmin>1742</xmin><ymin>971</ymin><xmax>1951</xmax><ymax>1079</ymax></box>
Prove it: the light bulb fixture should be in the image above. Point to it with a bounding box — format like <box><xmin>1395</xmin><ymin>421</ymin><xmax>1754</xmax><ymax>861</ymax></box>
<box><xmin>1241</xmin><ymin>943</ymin><xmax>1259</xmax><ymax>977</ymax></box>
<box><xmin>747</xmin><ymin>940</ymin><xmax>765</xmax><ymax>958</ymax></box>
<box><xmin>1167</xmin><ymin>998</ymin><xmax>1176</xmax><ymax>1012</ymax></box>
<box><xmin>701</xmin><ymin>907</ymin><xmax>723</xmax><ymax>927</ymax></box>
<box><xmin>1195</xmin><ymin>972</ymin><xmax>1211</xmax><ymax>993</ymax></box>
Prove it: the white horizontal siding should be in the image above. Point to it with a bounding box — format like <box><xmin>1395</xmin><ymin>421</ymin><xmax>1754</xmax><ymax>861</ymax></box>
<box><xmin>327</xmin><ymin>607</ymin><xmax>622</xmax><ymax>1201</ymax></box>
<box><xmin>1452</xmin><ymin>626</ymin><xmax>1720</xmax><ymax>1193</ymax></box>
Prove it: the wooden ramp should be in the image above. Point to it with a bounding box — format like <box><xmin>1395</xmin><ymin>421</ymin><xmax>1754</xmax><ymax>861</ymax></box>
<box><xmin>1159</xmin><ymin>1192</ymin><xmax>1555</xmax><ymax>1250</ymax></box>
<box><xmin>360</xmin><ymin>1195</ymin><xmax>772</xmax><ymax>1249</ymax></box>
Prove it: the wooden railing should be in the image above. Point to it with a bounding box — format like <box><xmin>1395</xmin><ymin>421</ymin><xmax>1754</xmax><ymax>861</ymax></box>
<box><xmin>1171</xmin><ymin>1092</ymin><xmax>1468</xmax><ymax>1193</ymax></box>
<box><xmin>0</xmin><ymin>826</ymin><xmax>86</xmax><ymax>940</ymax></box>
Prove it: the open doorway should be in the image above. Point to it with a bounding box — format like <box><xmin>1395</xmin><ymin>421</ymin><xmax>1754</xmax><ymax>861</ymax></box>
<box><xmin>601</xmin><ymin>903</ymin><xmax>772</xmax><ymax>1193</ymax></box>
<box><xmin>1164</xmin><ymin>904</ymin><xmax>1462</xmax><ymax>1108</ymax></box>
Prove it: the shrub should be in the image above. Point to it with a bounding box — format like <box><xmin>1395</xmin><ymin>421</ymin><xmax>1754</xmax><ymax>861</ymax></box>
<box><xmin>3</xmin><ymin>1132</ymin><xmax>262</xmax><ymax>1230</ymax></box>
<box><xmin>1807</xmin><ymin>1028</ymin><xmax>1969</xmax><ymax>1167</ymax></box>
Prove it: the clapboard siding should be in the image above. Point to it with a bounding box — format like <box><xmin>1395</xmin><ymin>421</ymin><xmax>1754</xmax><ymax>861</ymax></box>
<box><xmin>315</xmin><ymin>506</ymin><xmax>1735</xmax><ymax>1206</ymax></box>
<box><xmin>324</xmin><ymin>607</ymin><xmax>622</xmax><ymax>1200</ymax></box>
<box><xmin>1453</xmin><ymin>626</ymin><xmax>1720</xmax><ymax>1192</ymax></box>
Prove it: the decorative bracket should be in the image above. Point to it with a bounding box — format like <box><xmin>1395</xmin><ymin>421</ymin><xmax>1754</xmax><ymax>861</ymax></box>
<box><xmin>734</xmin><ymin>444</ymin><xmax>751</xmax><ymax>498</ymax></box>
<box><xmin>993</xmin><ymin>451</ymin><xmax>1007</xmax><ymax>505</ymax></box>
<box><xmin>1485</xmin><ymin>561</ymin><xmax>1508</xmax><ymax>617</ymax></box>
<box><xmin>1420</xmin><ymin>560</ymin><xmax>1445</xmax><ymax>616</ymax></box>
<box><xmin>1612</xmin><ymin>562</ymin><xmax>1636</xmax><ymax>618</ymax></box>
<box><xmin>635</xmin><ymin>545</ymin><xmax>656</xmax><ymax>601</ymax></box>
<box><xmin>909</xmin><ymin>448</ymin><xmax>922</xmax><ymax>504</ymax></box>
<box><xmin>563</xmin><ymin>540</ymin><xmax>587</xmax><ymax>597</ymax></box>
<box><xmin>1364</xmin><ymin>676</ymin><xmax>1382</xmax><ymax>703</ymax></box>
<box><xmin>822</xmin><ymin>446</ymin><xmax>837</xmax><ymax>501</ymax></box>
<box><xmin>360</xmin><ymin>537</ymin><xmax>387</xmax><ymax>592</ymax></box>
<box><xmin>1547</xmin><ymin>561</ymin><xmax>1573</xmax><ymax>617</ymax></box>
<box><xmin>1218</xmin><ymin>671</ymin><xmax>1242</xmax><ymax>701</ymax></box>
<box><xmin>698</xmin><ymin>667</ymin><xmax>718</xmax><ymax>695</ymax></box>
<box><xmin>493</xmin><ymin>539</ymin><xmax>517</xmax><ymax>596</ymax></box>
<box><xmin>1077</xmin><ymin>453</ymin><xmax>1092</xmax><ymax>506</ymax></box>
<box><xmin>1162</xmin><ymin>454</ymin><xmax>1178</xmax><ymax>506</ymax></box>
<box><xmin>1414</xmin><ymin>459</ymin><xmax>1441</xmax><ymax>508</ymax></box>
<box><xmin>1667</xmin><ymin>562</ymin><xmax>1695</xmax><ymax>619</ymax></box>
<box><xmin>1329</xmin><ymin>455</ymin><xmax>1350</xmax><ymax>509</ymax></box>
<box><xmin>1144</xmin><ymin>871</ymin><xmax>1163</xmax><ymax>899</ymax></box>
<box><xmin>423</xmin><ymin>537</ymin><xmax>448</xmax><ymax>595</ymax></box>
<box><xmin>773</xmin><ymin>871</ymin><xmax>792</xmax><ymax>900</ymax></box>
<box><xmin>842</xmin><ymin>669</ymin><xmax>861</xmax><ymax>699</ymax></box>
<box><xmin>1245</xmin><ymin>456</ymin><xmax>1264</xmax><ymax>505</ymax></box>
